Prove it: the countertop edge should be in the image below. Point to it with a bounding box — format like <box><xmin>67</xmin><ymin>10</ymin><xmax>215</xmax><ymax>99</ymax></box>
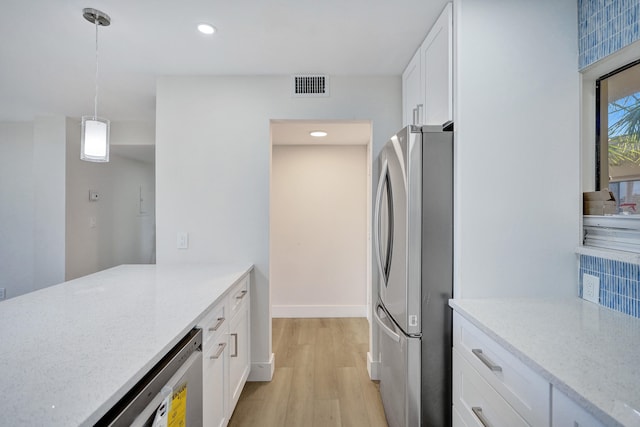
<box><xmin>448</xmin><ymin>299</ymin><xmax>622</xmax><ymax>427</ymax></box>
<box><xmin>82</xmin><ymin>264</ymin><xmax>254</xmax><ymax>426</ymax></box>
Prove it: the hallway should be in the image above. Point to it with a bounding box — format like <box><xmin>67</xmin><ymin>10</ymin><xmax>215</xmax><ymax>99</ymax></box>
<box><xmin>229</xmin><ymin>318</ymin><xmax>387</xmax><ymax>427</ymax></box>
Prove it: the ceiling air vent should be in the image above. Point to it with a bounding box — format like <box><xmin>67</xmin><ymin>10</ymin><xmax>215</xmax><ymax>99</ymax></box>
<box><xmin>292</xmin><ymin>75</ymin><xmax>329</xmax><ymax>98</ymax></box>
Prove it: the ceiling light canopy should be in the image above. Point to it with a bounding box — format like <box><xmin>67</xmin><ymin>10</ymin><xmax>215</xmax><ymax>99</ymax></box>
<box><xmin>309</xmin><ymin>131</ymin><xmax>328</xmax><ymax>137</ymax></box>
<box><xmin>197</xmin><ymin>24</ymin><xmax>216</xmax><ymax>35</ymax></box>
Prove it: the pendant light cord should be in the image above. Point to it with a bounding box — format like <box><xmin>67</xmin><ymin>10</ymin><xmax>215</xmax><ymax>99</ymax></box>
<box><xmin>94</xmin><ymin>17</ymin><xmax>99</xmax><ymax>120</ymax></box>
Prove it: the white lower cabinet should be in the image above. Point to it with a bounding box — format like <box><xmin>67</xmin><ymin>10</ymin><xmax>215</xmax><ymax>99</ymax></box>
<box><xmin>452</xmin><ymin>312</ymin><xmax>608</xmax><ymax>427</ymax></box>
<box><xmin>453</xmin><ymin>349</ymin><xmax>529</xmax><ymax>427</ymax></box>
<box><xmin>203</xmin><ymin>336</ymin><xmax>228</xmax><ymax>427</ymax></box>
<box><xmin>552</xmin><ymin>387</ymin><xmax>604</xmax><ymax>427</ymax></box>
<box><xmin>199</xmin><ymin>274</ymin><xmax>251</xmax><ymax>427</ymax></box>
<box><xmin>453</xmin><ymin>405</ymin><xmax>469</xmax><ymax>427</ymax></box>
<box><xmin>228</xmin><ymin>293</ymin><xmax>250</xmax><ymax>412</ymax></box>
<box><xmin>453</xmin><ymin>312</ymin><xmax>549</xmax><ymax>426</ymax></box>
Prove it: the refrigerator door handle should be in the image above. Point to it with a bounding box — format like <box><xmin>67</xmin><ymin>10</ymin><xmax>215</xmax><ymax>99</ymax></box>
<box><xmin>373</xmin><ymin>159</ymin><xmax>388</xmax><ymax>284</ymax></box>
<box><xmin>374</xmin><ymin>304</ymin><xmax>400</xmax><ymax>343</ymax></box>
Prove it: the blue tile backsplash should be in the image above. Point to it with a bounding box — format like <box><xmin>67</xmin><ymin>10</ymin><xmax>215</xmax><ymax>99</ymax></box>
<box><xmin>578</xmin><ymin>0</ymin><xmax>640</xmax><ymax>69</ymax></box>
<box><xmin>578</xmin><ymin>1</ymin><xmax>640</xmax><ymax>315</ymax></box>
<box><xmin>580</xmin><ymin>255</ymin><xmax>640</xmax><ymax>317</ymax></box>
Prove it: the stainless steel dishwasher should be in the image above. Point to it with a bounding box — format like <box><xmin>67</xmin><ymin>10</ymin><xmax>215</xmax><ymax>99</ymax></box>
<box><xmin>95</xmin><ymin>328</ymin><xmax>203</xmax><ymax>427</ymax></box>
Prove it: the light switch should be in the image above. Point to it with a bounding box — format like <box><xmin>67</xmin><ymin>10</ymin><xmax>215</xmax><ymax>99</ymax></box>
<box><xmin>177</xmin><ymin>232</ymin><xmax>189</xmax><ymax>249</ymax></box>
<box><xmin>89</xmin><ymin>216</ymin><xmax>97</xmax><ymax>228</ymax></box>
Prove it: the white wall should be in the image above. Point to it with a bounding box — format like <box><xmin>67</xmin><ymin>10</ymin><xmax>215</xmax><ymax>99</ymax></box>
<box><xmin>155</xmin><ymin>75</ymin><xmax>401</xmax><ymax>380</ymax></box>
<box><xmin>0</xmin><ymin>117</ymin><xmax>155</xmax><ymax>297</ymax></box>
<box><xmin>66</xmin><ymin>118</ymin><xmax>156</xmax><ymax>280</ymax></box>
<box><xmin>33</xmin><ymin>116</ymin><xmax>67</xmax><ymax>289</ymax></box>
<box><xmin>271</xmin><ymin>144</ymin><xmax>367</xmax><ymax>317</ymax></box>
<box><xmin>111</xmin><ymin>121</ymin><xmax>155</xmax><ymax>146</ymax></box>
<box><xmin>1</xmin><ymin>117</ymin><xmax>67</xmax><ymax>298</ymax></box>
<box><xmin>454</xmin><ymin>0</ymin><xmax>580</xmax><ymax>297</ymax></box>
<box><xmin>0</xmin><ymin>122</ymin><xmax>35</xmax><ymax>298</ymax></box>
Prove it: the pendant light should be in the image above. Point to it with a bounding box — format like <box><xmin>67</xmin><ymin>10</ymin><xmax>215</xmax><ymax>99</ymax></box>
<box><xmin>81</xmin><ymin>8</ymin><xmax>111</xmax><ymax>162</ymax></box>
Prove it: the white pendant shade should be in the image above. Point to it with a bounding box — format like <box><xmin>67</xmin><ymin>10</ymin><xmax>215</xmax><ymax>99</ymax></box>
<box><xmin>81</xmin><ymin>117</ymin><xmax>110</xmax><ymax>162</ymax></box>
<box><xmin>81</xmin><ymin>8</ymin><xmax>111</xmax><ymax>163</ymax></box>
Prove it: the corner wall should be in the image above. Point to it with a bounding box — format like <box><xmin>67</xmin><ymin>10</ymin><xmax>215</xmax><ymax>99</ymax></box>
<box><xmin>155</xmin><ymin>75</ymin><xmax>401</xmax><ymax>380</ymax></box>
<box><xmin>454</xmin><ymin>0</ymin><xmax>581</xmax><ymax>297</ymax></box>
<box><xmin>0</xmin><ymin>117</ymin><xmax>66</xmax><ymax>299</ymax></box>
<box><xmin>0</xmin><ymin>122</ymin><xmax>35</xmax><ymax>298</ymax></box>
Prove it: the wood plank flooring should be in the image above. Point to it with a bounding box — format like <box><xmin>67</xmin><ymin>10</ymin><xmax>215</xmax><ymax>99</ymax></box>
<box><xmin>228</xmin><ymin>318</ymin><xmax>388</xmax><ymax>427</ymax></box>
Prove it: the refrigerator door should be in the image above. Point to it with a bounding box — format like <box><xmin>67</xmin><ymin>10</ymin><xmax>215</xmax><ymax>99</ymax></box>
<box><xmin>374</xmin><ymin>126</ymin><xmax>422</xmax><ymax>336</ymax></box>
<box><xmin>374</xmin><ymin>302</ymin><xmax>421</xmax><ymax>427</ymax></box>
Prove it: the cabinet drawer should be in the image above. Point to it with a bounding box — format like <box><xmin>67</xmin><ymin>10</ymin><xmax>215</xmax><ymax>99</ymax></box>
<box><xmin>552</xmin><ymin>387</ymin><xmax>604</xmax><ymax>427</ymax></box>
<box><xmin>228</xmin><ymin>275</ymin><xmax>249</xmax><ymax>319</ymax></box>
<box><xmin>453</xmin><ymin>313</ymin><xmax>550</xmax><ymax>426</ymax></box>
<box><xmin>199</xmin><ymin>302</ymin><xmax>227</xmax><ymax>348</ymax></box>
<box><xmin>453</xmin><ymin>349</ymin><xmax>529</xmax><ymax>427</ymax></box>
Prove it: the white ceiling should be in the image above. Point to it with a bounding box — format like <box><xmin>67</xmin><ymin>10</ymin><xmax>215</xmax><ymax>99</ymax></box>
<box><xmin>0</xmin><ymin>0</ymin><xmax>448</xmax><ymax>125</ymax></box>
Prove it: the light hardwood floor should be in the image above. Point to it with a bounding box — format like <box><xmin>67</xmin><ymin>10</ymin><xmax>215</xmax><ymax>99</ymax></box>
<box><xmin>228</xmin><ymin>318</ymin><xmax>388</xmax><ymax>427</ymax></box>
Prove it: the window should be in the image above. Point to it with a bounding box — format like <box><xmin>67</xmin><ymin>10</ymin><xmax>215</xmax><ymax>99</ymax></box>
<box><xmin>597</xmin><ymin>59</ymin><xmax>640</xmax><ymax>213</ymax></box>
<box><xmin>586</xmin><ymin>60</ymin><xmax>640</xmax><ymax>253</ymax></box>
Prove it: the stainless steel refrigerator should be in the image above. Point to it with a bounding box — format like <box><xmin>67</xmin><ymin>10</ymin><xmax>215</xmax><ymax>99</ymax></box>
<box><xmin>373</xmin><ymin>124</ymin><xmax>453</xmax><ymax>427</ymax></box>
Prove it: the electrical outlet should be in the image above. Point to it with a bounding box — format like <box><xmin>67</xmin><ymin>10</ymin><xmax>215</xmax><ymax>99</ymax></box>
<box><xmin>0</xmin><ymin>287</ymin><xmax>5</xmax><ymax>300</ymax></box>
<box><xmin>582</xmin><ymin>273</ymin><xmax>600</xmax><ymax>304</ymax></box>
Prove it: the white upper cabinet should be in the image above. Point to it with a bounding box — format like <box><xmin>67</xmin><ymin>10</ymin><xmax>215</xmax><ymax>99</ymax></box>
<box><xmin>402</xmin><ymin>3</ymin><xmax>453</xmax><ymax>127</ymax></box>
<box><xmin>402</xmin><ymin>50</ymin><xmax>423</xmax><ymax>127</ymax></box>
<box><xmin>422</xmin><ymin>2</ymin><xmax>453</xmax><ymax>125</ymax></box>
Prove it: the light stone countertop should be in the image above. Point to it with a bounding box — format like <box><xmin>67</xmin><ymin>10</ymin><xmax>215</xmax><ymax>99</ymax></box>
<box><xmin>449</xmin><ymin>298</ymin><xmax>640</xmax><ymax>427</ymax></box>
<box><xmin>0</xmin><ymin>263</ymin><xmax>253</xmax><ymax>426</ymax></box>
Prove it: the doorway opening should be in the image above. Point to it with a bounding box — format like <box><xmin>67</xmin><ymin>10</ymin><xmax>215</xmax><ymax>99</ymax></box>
<box><xmin>269</xmin><ymin>120</ymin><xmax>372</xmax><ymax>319</ymax></box>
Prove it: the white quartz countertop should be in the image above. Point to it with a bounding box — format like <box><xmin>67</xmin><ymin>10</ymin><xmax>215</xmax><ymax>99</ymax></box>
<box><xmin>449</xmin><ymin>298</ymin><xmax>640</xmax><ymax>427</ymax></box>
<box><xmin>0</xmin><ymin>263</ymin><xmax>253</xmax><ymax>426</ymax></box>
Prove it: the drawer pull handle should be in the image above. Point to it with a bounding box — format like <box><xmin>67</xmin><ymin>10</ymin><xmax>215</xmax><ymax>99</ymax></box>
<box><xmin>231</xmin><ymin>333</ymin><xmax>238</xmax><ymax>357</ymax></box>
<box><xmin>472</xmin><ymin>407</ymin><xmax>493</xmax><ymax>427</ymax></box>
<box><xmin>472</xmin><ymin>349</ymin><xmax>502</xmax><ymax>372</ymax></box>
<box><xmin>208</xmin><ymin>317</ymin><xmax>225</xmax><ymax>332</ymax></box>
<box><xmin>235</xmin><ymin>290</ymin><xmax>248</xmax><ymax>300</ymax></box>
<box><xmin>210</xmin><ymin>342</ymin><xmax>227</xmax><ymax>359</ymax></box>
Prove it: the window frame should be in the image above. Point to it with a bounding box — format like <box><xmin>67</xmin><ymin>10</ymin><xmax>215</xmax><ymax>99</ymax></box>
<box><xmin>581</xmin><ymin>43</ymin><xmax>640</xmax><ymax>255</ymax></box>
<box><xmin>595</xmin><ymin>58</ymin><xmax>640</xmax><ymax>191</ymax></box>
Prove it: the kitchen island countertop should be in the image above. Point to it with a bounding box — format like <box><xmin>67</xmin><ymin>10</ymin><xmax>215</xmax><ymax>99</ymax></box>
<box><xmin>0</xmin><ymin>263</ymin><xmax>253</xmax><ymax>426</ymax></box>
<box><xmin>449</xmin><ymin>298</ymin><xmax>640</xmax><ymax>427</ymax></box>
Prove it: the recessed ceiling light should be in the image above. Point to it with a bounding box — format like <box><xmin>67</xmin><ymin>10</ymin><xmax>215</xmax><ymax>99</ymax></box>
<box><xmin>197</xmin><ymin>24</ymin><xmax>216</xmax><ymax>35</ymax></box>
<box><xmin>310</xmin><ymin>131</ymin><xmax>328</xmax><ymax>137</ymax></box>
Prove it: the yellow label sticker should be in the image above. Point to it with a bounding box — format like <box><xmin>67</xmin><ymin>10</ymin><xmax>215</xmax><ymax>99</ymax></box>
<box><xmin>167</xmin><ymin>382</ymin><xmax>187</xmax><ymax>427</ymax></box>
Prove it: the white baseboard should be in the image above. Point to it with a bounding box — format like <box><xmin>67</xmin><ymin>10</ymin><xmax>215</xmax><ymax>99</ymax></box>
<box><xmin>272</xmin><ymin>304</ymin><xmax>367</xmax><ymax>318</ymax></box>
<box><xmin>247</xmin><ymin>352</ymin><xmax>275</xmax><ymax>381</ymax></box>
<box><xmin>367</xmin><ymin>351</ymin><xmax>380</xmax><ymax>380</ymax></box>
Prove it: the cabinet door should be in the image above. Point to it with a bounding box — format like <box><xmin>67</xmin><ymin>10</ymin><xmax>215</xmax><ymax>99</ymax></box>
<box><xmin>421</xmin><ymin>2</ymin><xmax>453</xmax><ymax>125</ymax></box>
<box><xmin>552</xmin><ymin>387</ymin><xmax>604</xmax><ymax>427</ymax></box>
<box><xmin>402</xmin><ymin>50</ymin><xmax>423</xmax><ymax>127</ymax></box>
<box><xmin>228</xmin><ymin>302</ymin><xmax>250</xmax><ymax>417</ymax></box>
<box><xmin>203</xmin><ymin>339</ymin><xmax>228</xmax><ymax>427</ymax></box>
